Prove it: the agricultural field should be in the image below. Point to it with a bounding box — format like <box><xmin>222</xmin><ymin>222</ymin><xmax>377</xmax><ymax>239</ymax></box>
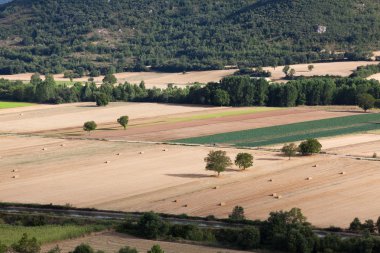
<box><xmin>1</xmin><ymin>102</ymin><xmax>380</xmax><ymax>229</ymax></box>
<box><xmin>0</xmin><ymin>101</ymin><xmax>35</xmax><ymax>109</ymax></box>
<box><xmin>176</xmin><ymin>113</ymin><xmax>380</xmax><ymax>147</ymax></box>
<box><xmin>0</xmin><ymin>224</ymin><xmax>103</xmax><ymax>246</ymax></box>
<box><xmin>42</xmin><ymin>231</ymin><xmax>252</xmax><ymax>253</ymax></box>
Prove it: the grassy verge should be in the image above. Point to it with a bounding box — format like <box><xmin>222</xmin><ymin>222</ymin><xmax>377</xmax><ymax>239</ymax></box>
<box><xmin>175</xmin><ymin>113</ymin><xmax>380</xmax><ymax>147</ymax></box>
<box><xmin>0</xmin><ymin>224</ymin><xmax>105</xmax><ymax>246</ymax></box>
<box><xmin>0</xmin><ymin>101</ymin><xmax>36</xmax><ymax>109</ymax></box>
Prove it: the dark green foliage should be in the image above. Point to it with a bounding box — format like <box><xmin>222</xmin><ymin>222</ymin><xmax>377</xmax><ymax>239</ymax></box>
<box><xmin>282</xmin><ymin>143</ymin><xmax>298</xmax><ymax>160</ymax></box>
<box><xmin>351</xmin><ymin>64</ymin><xmax>380</xmax><ymax>78</ymax></box>
<box><xmin>358</xmin><ymin>93</ymin><xmax>376</xmax><ymax>112</ymax></box>
<box><xmin>216</xmin><ymin>226</ymin><xmax>260</xmax><ymax>250</ymax></box>
<box><xmin>234</xmin><ymin>153</ymin><xmax>253</xmax><ymax>170</ymax></box>
<box><xmin>95</xmin><ymin>92</ymin><xmax>110</xmax><ymax>106</ymax></box>
<box><xmin>350</xmin><ymin>218</ymin><xmax>362</xmax><ymax>232</ymax></box>
<box><xmin>118</xmin><ymin>246</ymin><xmax>138</xmax><ymax>253</ymax></box>
<box><xmin>83</xmin><ymin>121</ymin><xmax>97</xmax><ymax>134</ymax></box>
<box><xmin>212</xmin><ymin>89</ymin><xmax>230</xmax><ymax>106</ymax></box>
<box><xmin>234</xmin><ymin>68</ymin><xmax>271</xmax><ymax>78</ymax></box>
<box><xmin>204</xmin><ymin>150</ymin><xmax>232</xmax><ymax>176</ymax></box>
<box><xmin>147</xmin><ymin>245</ymin><xmax>164</xmax><ymax>253</ymax></box>
<box><xmin>1</xmin><ymin>0</ymin><xmax>379</xmax><ymax>74</ymax></box>
<box><xmin>298</xmin><ymin>139</ymin><xmax>322</xmax><ymax>155</ymax></box>
<box><xmin>103</xmin><ymin>74</ymin><xmax>117</xmax><ymax>85</ymax></box>
<box><xmin>229</xmin><ymin>206</ymin><xmax>245</xmax><ymax>221</ymax></box>
<box><xmin>137</xmin><ymin>212</ymin><xmax>169</xmax><ymax>239</ymax></box>
<box><xmin>11</xmin><ymin>233</ymin><xmax>41</xmax><ymax>253</ymax></box>
<box><xmin>117</xmin><ymin>116</ymin><xmax>129</xmax><ymax>130</ymax></box>
<box><xmin>0</xmin><ymin>242</ymin><xmax>7</xmax><ymax>253</ymax></box>
<box><xmin>72</xmin><ymin>244</ymin><xmax>94</xmax><ymax>253</ymax></box>
<box><xmin>169</xmin><ymin>224</ymin><xmax>214</xmax><ymax>242</ymax></box>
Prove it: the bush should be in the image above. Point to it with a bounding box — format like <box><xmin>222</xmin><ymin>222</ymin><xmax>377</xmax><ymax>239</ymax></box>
<box><xmin>118</xmin><ymin>246</ymin><xmax>138</xmax><ymax>253</ymax></box>
<box><xmin>147</xmin><ymin>245</ymin><xmax>164</xmax><ymax>253</ymax></box>
<box><xmin>72</xmin><ymin>244</ymin><xmax>94</xmax><ymax>253</ymax></box>
<box><xmin>11</xmin><ymin>233</ymin><xmax>41</xmax><ymax>253</ymax></box>
<box><xmin>0</xmin><ymin>242</ymin><xmax>7</xmax><ymax>253</ymax></box>
<box><xmin>95</xmin><ymin>92</ymin><xmax>110</xmax><ymax>106</ymax></box>
<box><xmin>137</xmin><ymin>212</ymin><xmax>169</xmax><ymax>239</ymax></box>
<box><xmin>358</xmin><ymin>93</ymin><xmax>375</xmax><ymax>112</ymax></box>
<box><xmin>298</xmin><ymin>139</ymin><xmax>322</xmax><ymax>155</ymax></box>
<box><xmin>229</xmin><ymin>206</ymin><xmax>245</xmax><ymax>221</ymax></box>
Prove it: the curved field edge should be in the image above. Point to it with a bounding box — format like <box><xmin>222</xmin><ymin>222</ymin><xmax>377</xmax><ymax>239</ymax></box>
<box><xmin>0</xmin><ymin>101</ymin><xmax>36</xmax><ymax>109</ymax></box>
<box><xmin>173</xmin><ymin>113</ymin><xmax>380</xmax><ymax>147</ymax></box>
<box><xmin>0</xmin><ymin>224</ymin><xmax>106</xmax><ymax>246</ymax></box>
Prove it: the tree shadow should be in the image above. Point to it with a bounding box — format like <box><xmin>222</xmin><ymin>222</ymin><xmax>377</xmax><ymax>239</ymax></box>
<box><xmin>256</xmin><ymin>158</ymin><xmax>284</xmax><ymax>161</ymax></box>
<box><xmin>166</xmin><ymin>173</ymin><xmax>211</xmax><ymax>179</ymax></box>
<box><xmin>76</xmin><ymin>105</ymin><xmax>97</xmax><ymax>108</ymax></box>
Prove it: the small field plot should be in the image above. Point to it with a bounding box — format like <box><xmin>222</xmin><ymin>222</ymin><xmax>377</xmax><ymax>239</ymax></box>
<box><xmin>0</xmin><ymin>101</ymin><xmax>35</xmax><ymax>109</ymax></box>
<box><xmin>175</xmin><ymin>113</ymin><xmax>380</xmax><ymax>147</ymax></box>
<box><xmin>0</xmin><ymin>224</ymin><xmax>103</xmax><ymax>246</ymax></box>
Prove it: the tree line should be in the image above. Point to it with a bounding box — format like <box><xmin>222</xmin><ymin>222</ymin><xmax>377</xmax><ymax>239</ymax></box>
<box><xmin>1</xmin><ymin>75</ymin><xmax>380</xmax><ymax>109</ymax></box>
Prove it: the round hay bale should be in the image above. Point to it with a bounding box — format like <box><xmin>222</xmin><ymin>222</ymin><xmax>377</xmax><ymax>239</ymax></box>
<box><xmin>312</xmin><ymin>165</ymin><xmax>317</xmax><ymax>168</ymax></box>
<box><xmin>60</xmin><ymin>144</ymin><xmax>65</xmax><ymax>147</ymax></box>
<box><xmin>213</xmin><ymin>186</ymin><xmax>220</xmax><ymax>190</ymax></box>
<box><xmin>162</xmin><ymin>149</ymin><xmax>168</xmax><ymax>152</ymax></box>
<box><xmin>306</xmin><ymin>177</ymin><xmax>313</xmax><ymax>181</ymax></box>
<box><xmin>11</xmin><ymin>169</ymin><xmax>18</xmax><ymax>172</ymax></box>
<box><xmin>271</xmin><ymin>193</ymin><xmax>278</xmax><ymax>197</ymax></box>
<box><xmin>19</xmin><ymin>113</ymin><xmax>24</xmax><ymax>116</ymax></box>
<box><xmin>105</xmin><ymin>161</ymin><xmax>111</xmax><ymax>164</ymax></box>
<box><xmin>268</xmin><ymin>179</ymin><xmax>273</xmax><ymax>182</ymax></box>
<box><xmin>183</xmin><ymin>204</ymin><xmax>188</xmax><ymax>207</ymax></box>
<box><xmin>275</xmin><ymin>195</ymin><xmax>282</xmax><ymax>199</ymax></box>
<box><xmin>219</xmin><ymin>202</ymin><xmax>226</xmax><ymax>206</ymax></box>
<box><xmin>173</xmin><ymin>200</ymin><xmax>178</xmax><ymax>203</ymax></box>
<box><xmin>12</xmin><ymin>175</ymin><xmax>19</xmax><ymax>179</ymax></box>
<box><xmin>116</xmin><ymin>153</ymin><xmax>121</xmax><ymax>156</ymax></box>
<box><xmin>42</xmin><ymin>147</ymin><xmax>47</xmax><ymax>151</ymax></box>
<box><xmin>340</xmin><ymin>171</ymin><xmax>346</xmax><ymax>175</ymax></box>
<box><xmin>139</xmin><ymin>151</ymin><xmax>144</xmax><ymax>155</ymax></box>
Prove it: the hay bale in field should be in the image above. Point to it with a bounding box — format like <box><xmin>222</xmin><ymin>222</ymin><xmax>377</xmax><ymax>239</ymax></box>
<box><xmin>306</xmin><ymin>177</ymin><xmax>313</xmax><ymax>181</ymax></box>
<box><xmin>213</xmin><ymin>186</ymin><xmax>220</xmax><ymax>190</ymax></box>
<box><xmin>12</xmin><ymin>175</ymin><xmax>19</xmax><ymax>179</ymax></box>
<box><xmin>162</xmin><ymin>149</ymin><xmax>168</xmax><ymax>152</ymax></box>
<box><xmin>116</xmin><ymin>153</ymin><xmax>121</xmax><ymax>156</ymax></box>
<box><xmin>219</xmin><ymin>202</ymin><xmax>226</xmax><ymax>206</ymax></box>
<box><xmin>19</xmin><ymin>113</ymin><xmax>24</xmax><ymax>116</ymax></box>
<box><xmin>173</xmin><ymin>200</ymin><xmax>178</xmax><ymax>203</ymax></box>
<box><xmin>11</xmin><ymin>169</ymin><xmax>18</xmax><ymax>172</ymax></box>
<box><xmin>105</xmin><ymin>161</ymin><xmax>111</xmax><ymax>164</ymax></box>
<box><xmin>183</xmin><ymin>204</ymin><xmax>188</xmax><ymax>207</ymax></box>
<box><xmin>42</xmin><ymin>147</ymin><xmax>47</xmax><ymax>151</ymax></box>
<box><xmin>275</xmin><ymin>195</ymin><xmax>282</xmax><ymax>199</ymax></box>
<box><xmin>139</xmin><ymin>151</ymin><xmax>144</xmax><ymax>154</ymax></box>
<box><xmin>268</xmin><ymin>179</ymin><xmax>273</xmax><ymax>182</ymax></box>
<box><xmin>312</xmin><ymin>165</ymin><xmax>317</xmax><ymax>168</ymax></box>
<box><xmin>340</xmin><ymin>171</ymin><xmax>346</xmax><ymax>175</ymax></box>
<box><xmin>60</xmin><ymin>144</ymin><xmax>65</xmax><ymax>147</ymax></box>
<box><xmin>271</xmin><ymin>193</ymin><xmax>278</xmax><ymax>197</ymax></box>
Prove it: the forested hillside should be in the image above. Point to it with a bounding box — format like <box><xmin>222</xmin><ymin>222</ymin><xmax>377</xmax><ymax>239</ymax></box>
<box><xmin>0</xmin><ymin>0</ymin><xmax>380</xmax><ymax>75</ymax></box>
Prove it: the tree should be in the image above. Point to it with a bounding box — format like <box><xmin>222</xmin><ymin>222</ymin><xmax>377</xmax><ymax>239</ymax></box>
<box><xmin>288</xmin><ymin>68</ymin><xmax>296</xmax><ymax>78</ymax></box>
<box><xmin>229</xmin><ymin>206</ymin><xmax>245</xmax><ymax>221</ymax></box>
<box><xmin>283</xmin><ymin>65</ymin><xmax>290</xmax><ymax>76</ymax></box>
<box><xmin>358</xmin><ymin>93</ymin><xmax>375</xmax><ymax>112</ymax></box>
<box><xmin>349</xmin><ymin>217</ymin><xmax>362</xmax><ymax>232</ymax></box>
<box><xmin>363</xmin><ymin>219</ymin><xmax>376</xmax><ymax>233</ymax></box>
<box><xmin>376</xmin><ymin>216</ymin><xmax>380</xmax><ymax>233</ymax></box>
<box><xmin>281</xmin><ymin>143</ymin><xmax>298</xmax><ymax>160</ymax></box>
<box><xmin>83</xmin><ymin>121</ymin><xmax>97</xmax><ymax>134</ymax></box>
<box><xmin>308</xmin><ymin>65</ymin><xmax>314</xmax><ymax>72</ymax></box>
<box><xmin>11</xmin><ymin>233</ymin><xmax>41</xmax><ymax>253</ymax></box>
<box><xmin>73</xmin><ymin>244</ymin><xmax>94</xmax><ymax>253</ymax></box>
<box><xmin>137</xmin><ymin>212</ymin><xmax>169</xmax><ymax>239</ymax></box>
<box><xmin>204</xmin><ymin>150</ymin><xmax>232</xmax><ymax>176</ymax></box>
<box><xmin>117</xmin><ymin>116</ymin><xmax>129</xmax><ymax>130</ymax></box>
<box><xmin>103</xmin><ymin>73</ymin><xmax>117</xmax><ymax>84</ymax></box>
<box><xmin>236</xmin><ymin>227</ymin><xmax>260</xmax><ymax>249</ymax></box>
<box><xmin>298</xmin><ymin>139</ymin><xmax>322</xmax><ymax>155</ymax></box>
<box><xmin>118</xmin><ymin>246</ymin><xmax>138</xmax><ymax>253</ymax></box>
<box><xmin>212</xmin><ymin>89</ymin><xmax>230</xmax><ymax>106</ymax></box>
<box><xmin>234</xmin><ymin>153</ymin><xmax>253</xmax><ymax>170</ymax></box>
<box><xmin>147</xmin><ymin>245</ymin><xmax>164</xmax><ymax>253</ymax></box>
<box><xmin>95</xmin><ymin>92</ymin><xmax>110</xmax><ymax>106</ymax></box>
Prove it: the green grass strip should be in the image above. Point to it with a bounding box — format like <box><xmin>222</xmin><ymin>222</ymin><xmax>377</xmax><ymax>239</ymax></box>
<box><xmin>0</xmin><ymin>101</ymin><xmax>36</xmax><ymax>109</ymax></box>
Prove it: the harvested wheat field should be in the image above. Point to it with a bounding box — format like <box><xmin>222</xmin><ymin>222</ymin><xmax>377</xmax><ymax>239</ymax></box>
<box><xmin>41</xmin><ymin>231</ymin><xmax>253</xmax><ymax>253</ymax></box>
<box><xmin>1</xmin><ymin>131</ymin><xmax>380</xmax><ymax>228</ymax></box>
<box><xmin>0</xmin><ymin>102</ymin><xmax>220</xmax><ymax>133</ymax></box>
<box><xmin>0</xmin><ymin>69</ymin><xmax>236</xmax><ymax>89</ymax></box>
<box><xmin>264</xmin><ymin>61</ymin><xmax>379</xmax><ymax>81</ymax></box>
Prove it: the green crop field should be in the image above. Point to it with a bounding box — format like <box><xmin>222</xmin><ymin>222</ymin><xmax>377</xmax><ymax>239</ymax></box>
<box><xmin>0</xmin><ymin>224</ymin><xmax>105</xmax><ymax>246</ymax></box>
<box><xmin>0</xmin><ymin>101</ymin><xmax>35</xmax><ymax>109</ymax></box>
<box><xmin>175</xmin><ymin>113</ymin><xmax>380</xmax><ymax>147</ymax></box>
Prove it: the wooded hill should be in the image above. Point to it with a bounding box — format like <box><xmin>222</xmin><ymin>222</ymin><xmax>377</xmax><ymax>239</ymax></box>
<box><xmin>0</xmin><ymin>0</ymin><xmax>380</xmax><ymax>75</ymax></box>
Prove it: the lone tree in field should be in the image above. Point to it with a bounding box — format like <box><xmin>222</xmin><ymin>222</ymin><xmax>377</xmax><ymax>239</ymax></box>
<box><xmin>357</xmin><ymin>93</ymin><xmax>375</xmax><ymax>112</ymax></box>
<box><xmin>282</xmin><ymin>65</ymin><xmax>290</xmax><ymax>76</ymax></box>
<box><xmin>298</xmin><ymin>139</ymin><xmax>322</xmax><ymax>155</ymax></box>
<box><xmin>281</xmin><ymin>143</ymin><xmax>298</xmax><ymax>160</ymax></box>
<box><xmin>103</xmin><ymin>73</ymin><xmax>117</xmax><ymax>85</ymax></box>
<box><xmin>117</xmin><ymin>116</ymin><xmax>129</xmax><ymax>130</ymax></box>
<box><xmin>204</xmin><ymin>150</ymin><xmax>232</xmax><ymax>177</ymax></box>
<box><xmin>308</xmin><ymin>64</ymin><xmax>314</xmax><ymax>72</ymax></box>
<box><xmin>229</xmin><ymin>206</ymin><xmax>245</xmax><ymax>221</ymax></box>
<box><xmin>147</xmin><ymin>245</ymin><xmax>165</xmax><ymax>253</ymax></box>
<box><xmin>83</xmin><ymin>121</ymin><xmax>97</xmax><ymax>134</ymax></box>
<box><xmin>235</xmin><ymin>153</ymin><xmax>254</xmax><ymax>170</ymax></box>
